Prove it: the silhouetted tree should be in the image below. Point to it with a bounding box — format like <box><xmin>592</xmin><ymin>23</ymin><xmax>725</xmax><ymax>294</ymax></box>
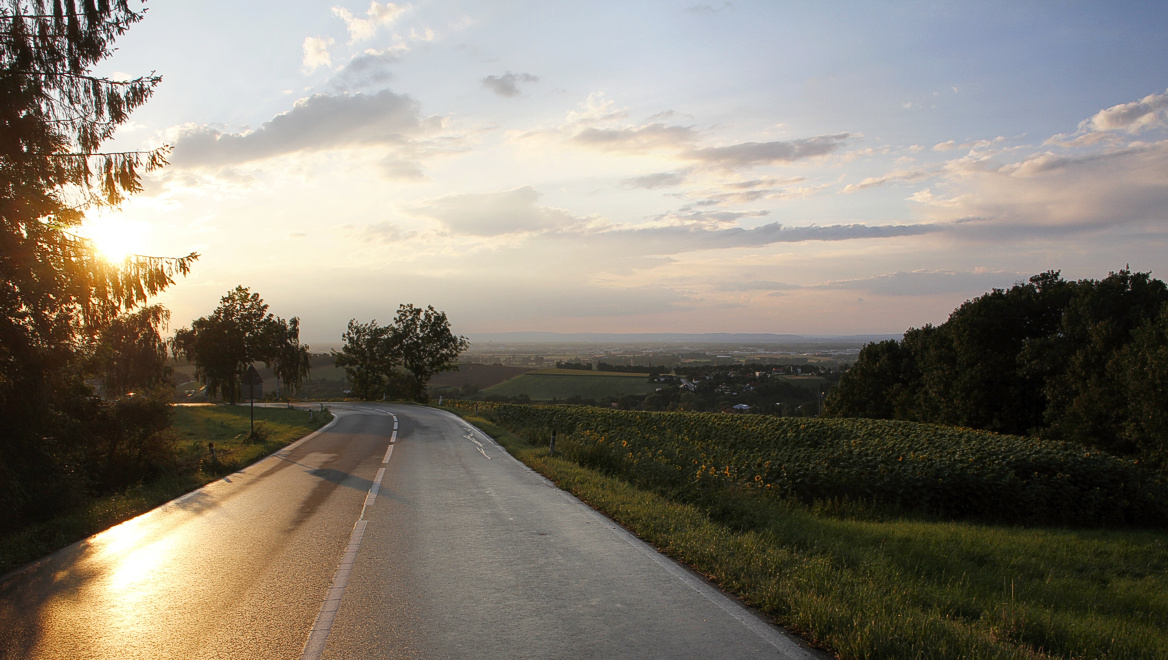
<box><xmin>172</xmin><ymin>287</ymin><xmax>310</xmax><ymax>403</ymax></box>
<box><xmin>333</xmin><ymin>318</ymin><xmax>396</xmax><ymax>400</ymax></box>
<box><xmin>391</xmin><ymin>304</ymin><xmax>469</xmax><ymax>402</ymax></box>
<box><xmin>0</xmin><ymin>0</ymin><xmax>196</xmax><ymax>531</ymax></box>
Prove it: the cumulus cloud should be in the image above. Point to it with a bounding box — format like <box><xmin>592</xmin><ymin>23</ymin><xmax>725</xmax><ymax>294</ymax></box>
<box><xmin>333</xmin><ymin>2</ymin><xmax>409</xmax><ymax>43</ymax></box>
<box><xmin>405</xmin><ymin>186</ymin><xmax>585</xmax><ymax>236</ymax></box>
<box><xmin>169</xmin><ymin>90</ymin><xmax>438</xmax><ymax>169</ymax></box>
<box><xmin>302</xmin><ymin>36</ymin><xmax>334</xmax><ymax>73</ymax></box>
<box><xmin>1085</xmin><ymin>88</ymin><xmax>1168</xmax><ymax>133</ymax></box>
<box><xmin>482</xmin><ymin>72</ymin><xmax>539</xmax><ymax>97</ymax></box>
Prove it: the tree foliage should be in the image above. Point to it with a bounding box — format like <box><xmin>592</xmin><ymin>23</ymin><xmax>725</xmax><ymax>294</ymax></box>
<box><xmin>392</xmin><ymin>304</ymin><xmax>470</xmax><ymax>401</ymax></box>
<box><xmin>0</xmin><ymin>0</ymin><xmax>196</xmax><ymax>532</ymax></box>
<box><xmin>334</xmin><ymin>304</ymin><xmax>469</xmax><ymax>402</ymax></box>
<box><xmin>172</xmin><ymin>286</ymin><xmax>310</xmax><ymax>403</ymax></box>
<box><xmin>86</xmin><ymin>303</ymin><xmax>171</xmax><ymax>398</ymax></box>
<box><xmin>825</xmin><ymin>269</ymin><xmax>1168</xmax><ymax>464</ymax></box>
<box><xmin>333</xmin><ymin>318</ymin><xmax>396</xmax><ymax>400</ymax></box>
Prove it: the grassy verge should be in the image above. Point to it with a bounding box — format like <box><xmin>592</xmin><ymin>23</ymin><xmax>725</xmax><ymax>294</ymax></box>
<box><xmin>448</xmin><ymin>409</ymin><xmax>1168</xmax><ymax>659</ymax></box>
<box><xmin>0</xmin><ymin>404</ymin><xmax>332</xmax><ymax>576</ymax></box>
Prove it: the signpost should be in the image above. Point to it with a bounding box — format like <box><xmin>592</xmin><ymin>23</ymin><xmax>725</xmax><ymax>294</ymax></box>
<box><xmin>244</xmin><ymin>365</ymin><xmax>263</xmax><ymax>437</ymax></box>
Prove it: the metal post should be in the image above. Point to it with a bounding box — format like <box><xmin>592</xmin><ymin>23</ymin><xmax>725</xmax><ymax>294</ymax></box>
<box><xmin>550</xmin><ymin>429</ymin><xmax>557</xmax><ymax>456</ymax></box>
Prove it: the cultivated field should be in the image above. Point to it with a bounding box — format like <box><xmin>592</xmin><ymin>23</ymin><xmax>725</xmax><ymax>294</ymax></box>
<box><xmin>476</xmin><ymin>368</ymin><xmax>656</xmax><ymax>401</ymax></box>
<box><xmin>447</xmin><ymin>401</ymin><xmax>1168</xmax><ymax>659</ymax></box>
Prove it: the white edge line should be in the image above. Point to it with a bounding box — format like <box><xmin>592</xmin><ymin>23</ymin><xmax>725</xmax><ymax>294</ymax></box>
<box><xmin>301</xmin><ymin>519</ymin><xmax>368</xmax><ymax>660</ymax></box>
<box><xmin>435</xmin><ymin>409</ymin><xmax>823</xmax><ymax>660</ymax></box>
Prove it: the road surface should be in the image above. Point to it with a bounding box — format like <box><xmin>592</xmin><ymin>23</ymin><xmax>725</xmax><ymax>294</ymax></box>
<box><xmin>0</xmin><ymin>403</ymin><xmax>823</xmax><ymax>659</ymax></box>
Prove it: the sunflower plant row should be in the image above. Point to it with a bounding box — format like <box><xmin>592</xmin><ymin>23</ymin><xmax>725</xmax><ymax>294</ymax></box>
<box><xmin>450</xmin><ymin>401</ymin><xmax>1168</xmax><ymax>527</ymax></box>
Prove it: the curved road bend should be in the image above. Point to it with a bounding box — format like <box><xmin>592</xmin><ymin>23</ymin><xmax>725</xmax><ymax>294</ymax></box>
<box><xmin>0</xmin><ymin>403</ymin><xmax>824</xmax><ymax>659</ymax></box>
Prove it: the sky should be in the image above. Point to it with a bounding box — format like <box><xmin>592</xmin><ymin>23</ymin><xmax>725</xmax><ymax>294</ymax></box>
<box><xmin>82</xmin><ymin>0</ymin><xmax>1168</xmax><ymax>346</ymax></box>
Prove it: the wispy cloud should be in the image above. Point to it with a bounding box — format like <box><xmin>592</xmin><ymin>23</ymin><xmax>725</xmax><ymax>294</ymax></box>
<box><xmin>686</xmin><ymin>134</ymin><xmax>850</xmax><ymax>168</ymax></box>
<box><xmin>169</xmin><ymin>90</ymin><xmax>442</xmax><ymax>171</ymax></box>
<box><xmin>814</xmin><ymin>269</ymin><xmax>1027</xmax><ymax>296</ymax></box>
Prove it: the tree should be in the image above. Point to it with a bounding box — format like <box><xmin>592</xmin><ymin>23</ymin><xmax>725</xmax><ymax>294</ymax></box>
<box><xmin>825</xmin><ymin>269</ymin><xmax>1168</xmax><ymax>463</ymax></box>
<box><xmin>265</xmin><ymin>316</ymin><xmax>310</xmax><ymax>398</ymax></box>
<box><xmin>1</xmin><ymin>0</ymin><xmax>196</xmax><ymax>531</ymax></box>
<box><xmin>334</xmin><ymin>304</ymin><xmax>469</xmax><ymax>402</ymax></box>
<box><xmin>172</xmin><ymin>287</ymin><xmax>310</xmax><ymax>403</ymax></box>
<box><xmin>390</xmin><ymin>304</ymin><xmax>469</xmax><ymax>402</ymax></box>
<box><xmin>87</xmin><ymin>304</ymin><xmax>172</xmax><ymax>398</ymax></box>
<box><xmin>332</xmin><ymin>318</ymin><xmax>396</xmax><ymax>400</ymax></box>
<box><xmin>1118</xmin><ymin>302</ymin><xmax>1168</xmax><ymax>466</ymax></box>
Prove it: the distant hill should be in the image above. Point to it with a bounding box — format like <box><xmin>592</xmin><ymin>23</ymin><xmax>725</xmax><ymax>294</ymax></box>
<box><xmin>466</xmin><ymin>332</ymin><xmax>900</xmax><ymax>345</ymax></box>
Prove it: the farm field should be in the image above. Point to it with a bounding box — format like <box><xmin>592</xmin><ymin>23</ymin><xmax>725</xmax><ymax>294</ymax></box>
<box><xmin>476</xmin><ymin>368</ymin><xmax>656</xmax><ymax>401</ymax></box>
<box><xmin>446</xmin><ymin>401</ymin><xmax>1168</xmax><ymax>659</ymax></box>
<box><xmin>428</xmin><ymin>363</ymin><xmax>535</xmax><ymax>390</ymax></box>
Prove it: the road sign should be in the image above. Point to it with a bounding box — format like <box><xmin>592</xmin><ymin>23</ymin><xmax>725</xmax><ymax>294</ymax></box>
<box><xmin>245</xmin><ymin>365</ymin><xmax>263</xmax><ymax>385</ymax></box>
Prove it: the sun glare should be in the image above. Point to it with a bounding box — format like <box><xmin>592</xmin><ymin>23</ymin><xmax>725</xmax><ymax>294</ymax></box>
<box><xmin>83</xmin><ymin>217</ymin><xmax>147</xmax><ymax>263</ymax></box>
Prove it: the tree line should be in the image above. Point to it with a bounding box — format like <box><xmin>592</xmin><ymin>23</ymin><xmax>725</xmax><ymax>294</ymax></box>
<box><xmin>824</xmin><ymin>269</ymin><xmax>1168</xmax><ymax>466</ymax></box>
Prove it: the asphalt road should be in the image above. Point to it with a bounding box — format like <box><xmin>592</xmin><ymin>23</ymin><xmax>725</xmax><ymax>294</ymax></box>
<box><xmin>0</xmin><ymin>403</ymin><xmax>824</xmax><ymax>659</ymax></box>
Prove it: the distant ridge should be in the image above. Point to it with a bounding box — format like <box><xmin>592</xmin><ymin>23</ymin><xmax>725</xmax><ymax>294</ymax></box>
<box><xmin>466</xmin><ymin>332</ymin><xmax>900</xmax><ymax>345</ymax></box>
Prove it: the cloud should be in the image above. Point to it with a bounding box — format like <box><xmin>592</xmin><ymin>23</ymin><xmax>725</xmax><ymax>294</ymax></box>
<box><xmin>360</xmin><ymin>221</ymin><xmax>417</xmax><ymax>243</ymax></box>
<box><xmin>405</xmin><ymin>186</ymin><xmax>585</xmax><ymax>236</ymax></box>
<box><xmin>841</xmin><ymin>168</ymin><xmax>932</xmax><ymax>193</ymax></box>
<box><xmin>686</xmin><ymin>134</ymin><xmax>850</xmax><ymax>168</ymax></box>
<box><xmin>1085</xmin><ymin>88</ymin><xmax>1168</xmax><ymax>133</ymax></box>
<box><xmin>482</xmin><ymin>72</ymin><xmax>539</xmax><ymax>97</ymax></box>
<box><xmin>921</xmin><ymin>139</ymin><xmax>1168</xmax><ymax>240</ymax></box>
<box><xmin>328</xmin><ymin>49</ymin><xmax>400</xmax><ymax>91</ymax></box>
<box><xmin>333</xmin><ymin>2</ymin><xmax>409</xmax><ymax>44</ymax></box>
<box><xmin>623</xmin><ymin>171</ymin><xmax>689</xmax><ymax>189</ymax></box>
<box><xmin>815</xmin><ymin>270</ymin><xmax>1026</xmax><ymax>297</ymax></box>
<box><xmin>302</xmin><ymin>36</ymin><xmax>334</xmax><ymax>73</ymax></box>
<box><xmin>571</xmin><ymin>123</ymin><xmax>697</xmax><ymax>152</ymax></box>
<box><xmin>687</xmin><ymin>2</ymin><xmax>733</xmax><ymax>14</ymax></box>
<box><xmin>169</xmin><ymin>90</ymin><xmax>438</xmax><ymax>169</ymax></box>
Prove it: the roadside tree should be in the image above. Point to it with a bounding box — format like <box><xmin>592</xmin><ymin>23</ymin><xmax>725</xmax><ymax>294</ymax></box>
<box><xmin>390</xmin><ymin>304</ymin><xmax>469</xmax><ymax>402</ymax></box>
<box><xmin>0</xmin><ymin>0</ymin><xmax>196</xmax><ymax>530</ymax></box>
<box><xmin>334</xmin><ymin>305</ymin><xmax>469</xmax><ymax>402</ymax></box>
<box><xmin>172</xmin><ymin>287</ymin><xmax>310</xmax><ymax>403</ymax></box>
<box><xmin>87</xmin><ymin>305</ymin><xmax>172</xmax><ymax>398</ymax></box>
<box><xmin>333</xmin><ymin>319</ymin><xmax>396</xmax><ymax>400</ymax></box>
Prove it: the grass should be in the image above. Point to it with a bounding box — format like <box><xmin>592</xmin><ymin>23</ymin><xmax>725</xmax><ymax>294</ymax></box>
<box><xmin>0</xmin><ymin>404</ymin><xmax>331</xmax><ymax>576</ymax></box>
<box><xmin>447</xmin><ymin>408</ymin><xmax>1168</xmax><ymax>659</ymax></box>
<box><xmin>477</xmin><ymin>369</ymin><xmax>657</xmax><ymax>401</ymax></box>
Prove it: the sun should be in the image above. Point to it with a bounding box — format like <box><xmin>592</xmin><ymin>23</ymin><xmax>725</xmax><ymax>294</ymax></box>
<box><xmin>82</xmin><ymin>217</ymin><xmax>147</xmax><ymax>263</ymax></box>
